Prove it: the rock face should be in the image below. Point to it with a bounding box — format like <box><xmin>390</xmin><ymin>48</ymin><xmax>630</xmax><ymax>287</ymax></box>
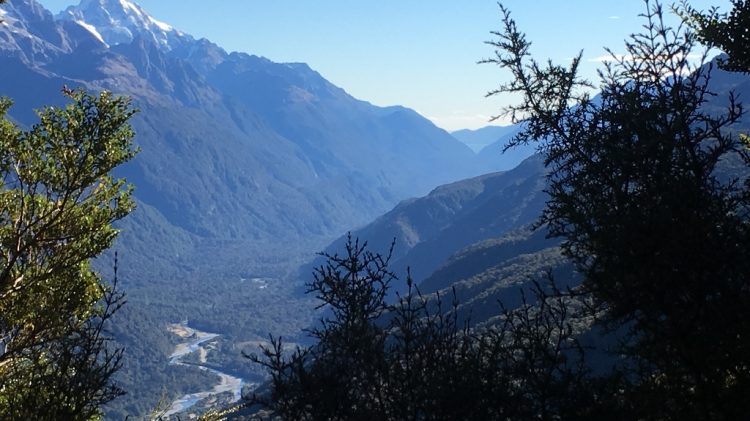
<box><xmin>58</xmin><ymin>0</ymin><xmax>190</xmax><ymax>49</ymax></box>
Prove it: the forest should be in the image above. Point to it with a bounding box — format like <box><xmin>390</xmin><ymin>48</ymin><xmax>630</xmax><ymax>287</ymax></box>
<box><xmin>0</xmin><ymin>0</ymin><xmax>749</xmax><ymax>420</ymax></box>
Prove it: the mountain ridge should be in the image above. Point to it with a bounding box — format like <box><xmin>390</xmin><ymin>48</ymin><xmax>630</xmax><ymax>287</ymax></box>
<box><xmin>58</xmin><ymin>0</ymin><xmax>191</xmax><ymax>49</ymax></box>
<box><xmin>317</xmin><ymin>154</ymin><xmax>549</xmax><ymax>298</ymax></box>
<box><xmin>0</xmin><ymin>1</ymin><xmax>501</xmax><ymax>416</ymax></box>
<box><xmin>0</xmin><ymin>0</ymin><xmax>485</xmax><ymax>270</ymax></box>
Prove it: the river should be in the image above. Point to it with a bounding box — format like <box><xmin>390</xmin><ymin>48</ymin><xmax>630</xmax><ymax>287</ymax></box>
<box><xmin>162</xmin><ymin>322</ymin><xmax>248</xmax><ymax>419</ymax></box>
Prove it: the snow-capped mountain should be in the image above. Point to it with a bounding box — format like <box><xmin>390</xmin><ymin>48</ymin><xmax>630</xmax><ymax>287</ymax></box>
<box><xmin>0</xmin><ymin>0</ymin><xmax>482</xmax><ymax>271</ymax></box>
<box><xmin>57</xmin><ymin>0</ymin><xmax>192</xmax><ymax>49</ymax></box>
<box><xmin>0</xmin><ymin>0</ymin><xmax>525</xmax><ymax>418</ymax></box>
<box><xmin>0</xmin><ymin>0</ymin><xmax>104</xmax><ymax>63</ymax></box>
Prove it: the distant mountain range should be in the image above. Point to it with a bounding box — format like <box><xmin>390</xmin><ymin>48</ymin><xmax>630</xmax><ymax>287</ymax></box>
<box><xmin>5</xmin><ymin>0</ymin><xmax>750</xmax><ymax>418</ymax></box>
<box><xmin>319</xmin><ymin>154</ymin><xmax>548</xmax><ymax>295</ymax></box>
<box><xmin>0</xmin><ymin>0</ymin><xmax>519</xmax><ymax>282</ymax></box>
<box><xmin>451</xmin><ymin>125</ymin><xmax>516</xmax><ymax>152</ymax></box>
<box><xmin>452</xmin><ymin>124</ymin><xmax>536</xmax><ymax>170</ymax></box>
<box><xmin>322</xmin><ymin>58</ymin><xmax>750</xmax><ymax>324</ymax></box>
<box><xmin>0</xmin><ymin>0</ymin><xmax>529</xmax><ymax>416</ymax></box>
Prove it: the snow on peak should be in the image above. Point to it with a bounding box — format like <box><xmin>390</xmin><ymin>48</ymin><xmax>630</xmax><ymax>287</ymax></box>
<box><xmin>149</xmin><ymin>16</ymin><xmax>172</xmax><ymax>32</ymax></box>
<box><xmin>58</xmin><ymin>0</ymin><xmax>189</xmax><ymax>50</ymax></box>
<box><xmin>0</xmin><ymin>7</ymin><xmax>9</xmax><ymax>28</ymax></box>
<box><xmin>118</xmin><ymin>0</ymin><xmax>140</xmax><ymax>15</ymax></box>
<box><xmin>74</xmin><ymin>19</ymin><xmax>107</xmax><ymax>46</ymax></box>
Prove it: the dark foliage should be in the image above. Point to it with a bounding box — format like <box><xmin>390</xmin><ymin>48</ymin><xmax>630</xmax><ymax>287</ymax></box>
<box><xmin>247</xmin><ymin>236</ymin><xmax>611</xmax><ymax>421</ymax></box>
<box><xmin>245</xmin><ymin>3</ymin><xmax>750</xmax><ymax>419</ymax></box>
<box><xmin>485</xmin><ymin>0</ymin><xmax>750</xmax><ymax>419</ymax></box>
<box><xmin>679</xmin><ymin>0</ymin><xmax>750</xmax><ymax>72</ymax></box>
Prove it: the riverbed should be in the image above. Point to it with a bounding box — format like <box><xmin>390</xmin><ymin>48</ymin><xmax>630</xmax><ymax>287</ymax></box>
<box><xmin>162</xmin><ymin>322</ymin><xmax>247</xmax><ymax>419</ymax></box>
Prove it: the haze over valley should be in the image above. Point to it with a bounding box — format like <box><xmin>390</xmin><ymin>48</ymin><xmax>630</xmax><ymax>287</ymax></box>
<box><xmin>1</xmin><ymin>0</ymin><xmax>747</xmax><ymax>419</ymax></box>
<box><xmin>0</xmin><ymin>0</ymin><xmax>537</xmax><ymax>417</ymax></box>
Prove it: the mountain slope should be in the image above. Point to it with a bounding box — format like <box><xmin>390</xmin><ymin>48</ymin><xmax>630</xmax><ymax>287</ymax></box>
<box><xmin>475</xmin><ymin>125</ymin><xmax>537</xmax><ymax>171</ymax></box>
<box><xmin>422</xmin><ymin>228</ymin><xmax>570</xmax><ymax>328</ymax></box>
<box><xmin>320</xmin><ymin>154</ymin><xmax>548</xmax><ymax>296</ymax></box>
<box><xmin>58</xmin><ymin>0</ymin><xmax>193</xmax><ymax>49</ymax></box>
<box><xmin>0</xmin><ymin>0</ymin><xmax>489</xmax><ymax>417</ymax></box>
<box><xmin>1</xmin><ymin>0</ymin><xmax>483</xmax><ymax>282</ymax></box>
<box><xmin>320</xmin><ymin>58</ymin><xmax>750</xmax><ymax>314</ymax></box>
<box><xmin>451</xmin><ymin>125</ymin><xmax>516</xmax><ymax>151</ymax></box>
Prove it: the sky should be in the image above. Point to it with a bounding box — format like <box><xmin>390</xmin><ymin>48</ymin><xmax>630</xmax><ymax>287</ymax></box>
<box><xmin>37</xmin><ymin>0</ymin><xmax>730</xmax><ymax>131</ymax></box>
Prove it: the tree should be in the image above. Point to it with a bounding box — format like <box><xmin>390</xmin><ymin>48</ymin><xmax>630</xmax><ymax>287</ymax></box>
<box><xmin>678</xmin><ymin>0</ymin><xmax>750</xmax><ymax>72</ymax></box>
<box><xmin>0</xmin><ymin>89</ymin><xmax>137</xmax><ymax>420</ymax></box>
<box><xmin>244</xmin><ymin>2</ymin><xmax>749</xmax><ymax>419</ymax></box>
<box><xmin>250</xmin><ymin>236</ymin><xmax>394</xmax><ymax>420</ymax></box>
<box><xmin>248</xmin><ymin>236</ymin><xmax>603</xmax><ymax>421</ymax></box>
<box><xmin>485</xmin><ymin>0</ymin><xmax>750</xmax><ymax>418</ymax></box>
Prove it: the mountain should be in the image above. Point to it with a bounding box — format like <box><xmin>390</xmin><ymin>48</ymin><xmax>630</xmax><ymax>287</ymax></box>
<box><xmin>320</xmin><ymin>154</ymin><xmax>548</xmax><ymax>297</ymax></box>
<box><xmin>0</xmin><ymin>0</ymin><xmax>487</xmax><ymax>417</ymax></box>
<box><xmin>419</xmin><ymin>227</ymin><xmax>571</xmax><ymax>328</ymax></box>
<box><xmin>475</xmin><ymin>126</ymin><xmax>538</xmax><ymax>171</ymax></box>
<box><xmin>0</xmin><ymin>0</ymin><xmax>100</xmax><ymax>63</ymax></box>
<box><xmin>452</xmin><ymin>124</ymin><xmax>537</xmax><ymax>171</ymax></box>
<box><xmin>319</xmin><ymin>57</ymin><xmax>750</xmax><ymax>319</ymax></box>
<box><xmin>1</xmin><ymin>0</ymin><xmax>482</xmax><ymax>281</ymax></box>
<box><xmin>58</xmin><ymin>0</ymin><xmax>192</xmax><ymax>49</ymax></box>
<box><xmin>451</xmin><ymin>125</ymin><xmax>516</xmax><ymax>152</ymax></box>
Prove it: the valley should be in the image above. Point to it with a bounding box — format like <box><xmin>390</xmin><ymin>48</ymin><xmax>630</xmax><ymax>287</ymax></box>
<box><xmin>1</xmin><ymin>0</ymin><xmax>748</xmax><ymax>419</ymax></box>
<box><xmin>0</xmin><ymin>0</ymin><xmax>524</xmax><ymax>415</ymax></box>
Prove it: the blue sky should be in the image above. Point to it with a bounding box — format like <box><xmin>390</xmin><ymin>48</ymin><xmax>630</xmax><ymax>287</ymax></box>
<box><xmin>38</xmin><ymin>0</ymin><xmax>729</xmax><ymax>131</ymax></box>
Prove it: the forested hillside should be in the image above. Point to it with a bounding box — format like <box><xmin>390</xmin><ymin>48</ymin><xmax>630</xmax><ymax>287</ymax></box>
<box><xmin>246</xmin><ymin>2</ymin><xmax>750</xmax><ymax>419</ymax></box>
<box><xmin>0</xmin><ymin>0</ymin><xmax>513</xmax><ymax>416</ymax></box>
<box><xmin>2</xmin><ymin>0</ymin><xmax>749</xmax><ymax>419</ymax></box>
